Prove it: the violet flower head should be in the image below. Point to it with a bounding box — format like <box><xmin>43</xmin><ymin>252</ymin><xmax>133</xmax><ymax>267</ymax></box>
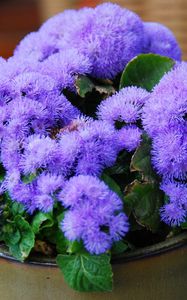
<box><xmin>151</xmin><ymin>128</ymin><xmax>187</xmax><ymax>179</ymax></box>
<box><xmin>143</xmin><ymin>22</ymin><xmax>182</xmax><ymax>61</ymax></box>
<box><xmin>40</xmin><ymin>8</ymin><xmax>91</xmax><ymax>43</ymax></box>
<box><xmin>37</xmin><ymin>172</ymin><xmax>65</xmax><ymax>195</ymax></box>
<box><xmin>60</xmin><ymin>175</ymin><xmax>129</xmax><ymax>254</ymax></box>
<box><xmin>1</xmin><ymin>137</ymin><xmax>23</xmax><ymax>171</ymax></box>
<box><xmin>8</xmin><ymin>181</ymin><xmax>37</xmax><ymax>214</ymax></box>
<box><xmin>20</xmin><ymin>135</ymin><xmax>59</xmax><ymax>174</ymax></box>
<box><xmin>12</xmin><ymin>72</ymin><xmax>57</xmax><ymax>100</ymax></box>
<box><xmin>161</xmin><ymin>181</ymin><xmax>187</xmax><ymax>209</ymax></box>
<box><xmin>118</xmin><ymin>125</ymin><xmax>142</xmax><ymax>152</ymax></box>
<box><xmin>160</xmin><ymin>203</ymin><xmax>186</xmax><ymax>227</ymax></box>
<box><xmin>77</xmin><ymin>120</ymin><xmax>120</xmax><ymax>175</ymax></box>
<box><xmin>34</xmin><ymin>194</ymin><xmax>54</xmax><ymax>213</ymax></box>
<box><xmin>40</xmin><ymin>49</ymin><xmax>92</xmax><ymax>90</ymax></box>
<box><xmin>14</xmin><ymin>31</ymin><xmax>59</xmax><ymax>62</ymax></box>
<box><xmin>61</xmin><ymin>3</ymin><xmax>144</xmax><ymax>79</ymax></box>
<box><xmin>143</xmin><ymin>62</ymin><xmax>187</xmax><ymax>137</ymax></box>
<box><xmin>97</xmin><ymin>87</ymin><xmax>149</xmax><ymax>126</ymax></box>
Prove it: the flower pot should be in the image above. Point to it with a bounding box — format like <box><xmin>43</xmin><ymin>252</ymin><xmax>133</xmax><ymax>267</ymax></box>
<box><xmin>0</xmin><ymin>232</ymin><xmax>187</xmax><ymax>300</ymax></box>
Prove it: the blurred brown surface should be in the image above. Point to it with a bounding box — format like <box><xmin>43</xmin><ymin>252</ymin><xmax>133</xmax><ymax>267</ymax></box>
<box><xmin>0</xmin><ymin>0</ymin><xmax>40</xmax><ymax>58</ymax></box>
<box><xmin>0</xmin><ymin>0</ymin><xmax>186</xmax><ymax>60</ymax></box>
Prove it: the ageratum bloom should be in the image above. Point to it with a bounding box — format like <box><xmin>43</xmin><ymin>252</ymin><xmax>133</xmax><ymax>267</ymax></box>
<box><xmin>20</xmin><ymin>135</ymin><xmax>59</xmax><ymax>174</ymax></box>
<box><xmin>60</xmin><ymin>3</ymin><xmax>144</xmax><ymax>79</ymax></box>
<box><xmin>143</xmin><ymin>22</ymin><xmax>181</xmax><ymax>61</ymax></box>
<box><xmin>60</xmin><ymin>175</ymin><xmax>129</xmax><ymax>254</ymax></box>
<box><xmin>143</xmin><ymin>63</ymin><xmax>187</xmax><ymax>180</ymax></box>
<box><xmin>160</xmin><ymin>203</ymin><xmax>186</xmax><ymax>227</ymax></box>
<box><xmin>14</xmin><ymin>31</ymin><xmax>58</xmax><ymax>62</ymax></box>
<box><xmin>161</xmin><ymin>181</ymin><xmax>187</xmax><ymax>209</ymax></box>
<box><xmin>97</xmin><ymin>87</ymin><xmax>149</xmax><ymax>125</ymax></box>
<box><xmin>38</xmin><ymin>48</ymin><xmax>92</xmax><ymax>90</ymax></box>
<box><xmin>118</xmin><ymin>125</ymin><xmax>142</xmax><ymax>152</ymax></box>
<box><xmin>151</xmin><ymin>128</ymin><xmax>187</xmax><ymax>179</ymax></box>
<box><xmin>143</xmin><ymin>62</ymin><xmax>187</xmax><ymax>137</ymax></box>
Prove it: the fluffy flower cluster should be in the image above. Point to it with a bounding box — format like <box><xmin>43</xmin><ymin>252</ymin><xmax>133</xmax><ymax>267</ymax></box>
<box><xmin>11</xmin><ymin>3</ymin><xmax>181</xmax><ymax>80</ymax></box>
<box><xmin>143</xmin><ymin>63</ymin><xmax>187</xmax><ymax>226</ymax></box>
<box><xmin>60</xmin><ymin>175</ymin><xmax>129</xmax><ymax>254</ymax></box>
<box><xmin>97</xmin><ymin>86</ymin><xmax>149</xmax><ymax>151</ymax></box>
<box><xmin>0</xmin><ymin>3</ymin><xmax>184</xmax><ymax>254</ymax></box>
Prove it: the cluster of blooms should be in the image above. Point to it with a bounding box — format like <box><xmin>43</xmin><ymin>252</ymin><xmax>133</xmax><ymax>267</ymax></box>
<box><xmin>60</xmin><ymin>175</ymin><xmax>129</xmax><ymax>254</ymax></box>
<box><xmin>97</xmin><ymin>86</ymin><xmax>149</xmax><ymax>151</ymax></box>
<box><xmin>0</xmin><ymin>3</ymin><xmax>184</xmax><ymax>253</ymax></box>
<box><xmin>143</xmin><ymin>62</ymin><xmax>187</xmax><ymax>226</ymax></box>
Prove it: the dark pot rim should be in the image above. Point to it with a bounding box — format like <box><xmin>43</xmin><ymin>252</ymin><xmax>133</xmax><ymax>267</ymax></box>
<box><xmin>0</xmin><ymin>231</ymin><xmax>187</xmax><ymax>267</ymax></box>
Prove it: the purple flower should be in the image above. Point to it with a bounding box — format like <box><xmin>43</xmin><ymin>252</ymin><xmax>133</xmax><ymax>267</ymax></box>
<box><xmin>151</xmin><ymin>128</ymin><xmax>187</xmax><ymax>179</ymax></box>
<box><xmin>117</xmin><ymin>125</ymin><xmax>142</xmax><ymax>152</ymax></box>
<box><xmin>34</xmin><ymin>194</ymin><xmax>54</xmax><ymax>213</ymax></box>
<box><xmin>60</xmin><ymin>175</ymin><xmax>129</xmax><ymax>254</ymax></box>
<box><xmin>39</xmin><ymin>49</ymin><xmax>92</xmax><ymax>90</ymax></box>
<box><xmin>20</xmin><ymin>135</ymin><xmax>59</xmax><ymax>174</ymax></box>
<box><xmin>142</xmin><ymin>63</ymin><xmax>187</xmax><ymax>181</ymax></box>
<box><xmin>42</xmin><ymin>92</ymin><xmax>80</xmax><ymax>126</ymax></box>
<box><xmin>60</xmin><ymin>210</ymin><xmax>84</xmax><ymax>241</ymax></box>
<box><xmin>0</xmin><ymin>81</ymin><xmax>15</xmax><ymax>106</ymax></box>
<box><xmin>143</xmin><ymin>22</ymin><xmax>181</xmax><ymax>61</ymax></box>
<box><xmin>143</xmin><ymin>62</ymin><xmax>187</xmax><ymax>137</ymax></box>
<box><xmin>39</xmin><ymin>9</ymin><xmax>88</xmax><ymax>41</ymax></box>
<box><xmin>78</xmin><ymin>120</ymin><xmax>119</xmax><ymax>173</ymax></box>
<box><xmin>1</xmin><ymin>137</ymin><xmax>23</xmax><ymax>171</ymax></box>
<box><xmin>58</xmin><ymin>175</ymin><xmax>114</xmax><ymax>209</ymax></box>
<box><xmin>160</xmin><ymin>203</ymin><xmax>186</xmax><ymax>226</ymax></box>
<box><xmin>161</xmin><ymin>181</ymin><xmax>187</xmax><ymax>209</ymax></box>
<box><xmin>9</xmin><ymin>182</ymin><xmax>37</xmax><ymax>214</ymax></box>
<box><xmin>60</xmin><ymin>3</ymin><xmax>144</xmax><ymax>79</ymax></box>
<box><xmin>37</xmin><ymin>172</ymin><xmax>64</xmax><ymax>195</ymax></box>
<box><xmin>3</xmin><ymin>56</ymin><xmax>39</xmax><ymax>81</ymax></box>
<box><xmin>14</xmin><ymin>31</ymin><xmax>58</xmax><ymax>62</ymax></box>
<box><xmin>109</xmin><ymin>213</ymin><xmax>129</xmax><ymax>242</ymax></box>
<box><xmin>83</xmin><ymin>230</ymin><xmax>111</xmax><ymax>255</ymax></box>
<box><xmin>12</xmin><ymin>72</ymin><xmax>57</xmax><ymax>100</ymax></box>
<box><xmin>97</xmin><ymin>87</ymin><xmax>149</xmax><ymax>125</ymax></box>
<box><xmin>56</xmin><ymin>119</ymin><xmax>120</xmax><ymax>177</ymax></box>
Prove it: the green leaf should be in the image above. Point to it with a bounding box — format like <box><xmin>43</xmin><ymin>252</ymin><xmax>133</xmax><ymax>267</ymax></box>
<box><xmin>0</xmin><ymin>163</ymin><xmax>6</xmax><ymax>182</ymax></box>
<box><xmin>31</xmin><ymin>212</ymin><xmax>54</xmax><ymax>234</ymax></box>
<box><xmin>10</xmin><ymin>202</ymin><xmax>25</xmax><ymax>216</ymax></box>
<box><xmin>4</xmin><ymin>215</ymin><xmax>35</xmax><ymax>261</ymax></box>
<box><xmin>22</xmin><ymin>173</ymin><xmax>37</xmax><ymax>184</ymax></box>
<box><xmin>181</xmin><ymin>221</ymin><xmax>187</xmax><ymax>229</ymax></box>
<box><xmin>119</xmin><ymin>54</ymin><xmax>175</xmax><ymax>91</ymax></box>
<box><xmin>66</xmin><ymin>240</ymin><xmax>84</xmax><ymax>254</ymax></box>
<box><xmin>111</xmin><ymin>240</ymin><xmax>129</xmax><ymax>255</ymax></box>
<box><xmin>75</xmin><ymin>75</ymin><xmax>115</xmax><ymax>99</ymax></box>
<box><xmin>130</xmin><ymin>134</ymin><xmax>156</xmax><ymax>181</ymax></box>
<box><xmin>56</xmin><ymin>253</ymin><xmax>113</xmax><ymax>292</ymax></box>
<box><xmin>101</xmin><ymin>173</ymin><xmax>124</xmax><ymax>199</ymax></box>
<box><xmin>124</xmin><ymin>181</ymin><xmax>164</xmax><ymax>232</ymax></box>
<box><xmin>75</xmin><ymin>75</ymin><xmax>95</xmax><ymax>98</ymax></box>
<box><xmin>56</xmin><ymin>230</ymin><xmax>68</xmax><ymax>254</ymax></box>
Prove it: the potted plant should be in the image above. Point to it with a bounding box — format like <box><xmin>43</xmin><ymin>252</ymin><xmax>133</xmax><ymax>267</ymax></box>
<box><xmin>0</xmin><ymin>2</ymin><xmax>186</xmax><ymax>298</ymax></box>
